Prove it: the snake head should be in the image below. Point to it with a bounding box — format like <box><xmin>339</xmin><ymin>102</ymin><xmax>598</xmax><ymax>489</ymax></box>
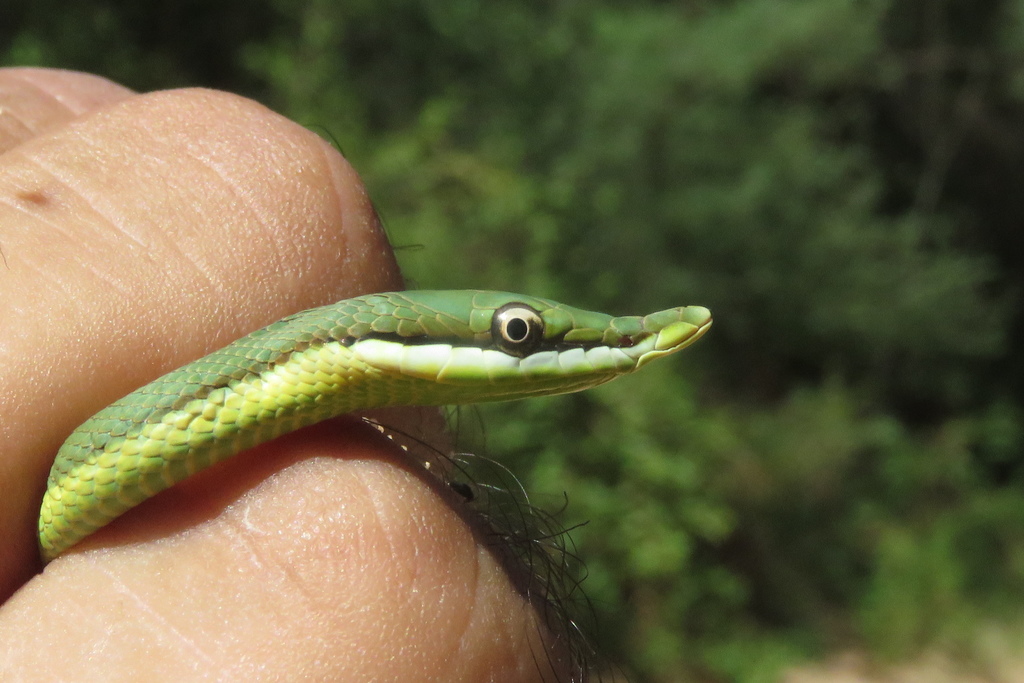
<box><xmin>347</xmin><ymin>290</ymin><xmax>712</xmax><ymax>403</ymax></box>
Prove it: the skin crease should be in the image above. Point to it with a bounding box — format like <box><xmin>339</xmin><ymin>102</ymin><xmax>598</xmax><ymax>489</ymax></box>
<box><xmin>0</xmin><ymin>69</ymin><xmax>571</xmax><ymax>681</ymax></box>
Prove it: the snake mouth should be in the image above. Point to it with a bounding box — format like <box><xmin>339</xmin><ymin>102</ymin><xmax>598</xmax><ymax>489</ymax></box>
<box><xmin>630</xmin><ymin>306</ymin><xmax>712</xmax><ymax>368</ymax></box>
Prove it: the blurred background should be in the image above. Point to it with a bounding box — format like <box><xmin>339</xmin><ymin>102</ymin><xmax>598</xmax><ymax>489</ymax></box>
<box><xmin>4</xmin><ymin>1</ymin><xmax>1023</xmax><ymax>681</ymax></box>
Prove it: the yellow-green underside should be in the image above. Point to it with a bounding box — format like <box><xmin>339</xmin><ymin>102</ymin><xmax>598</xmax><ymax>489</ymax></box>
<box><xmin>39</xmin><ymin>340</ymin><xmax>621</xmax><ymax>561</ymax></box>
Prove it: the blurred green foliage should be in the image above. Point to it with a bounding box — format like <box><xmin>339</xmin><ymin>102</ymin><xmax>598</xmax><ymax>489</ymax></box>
<box><xmin>5</xmin><ymin>0</ymin><xmax>1024</xmax><ymax>680</ymax></box>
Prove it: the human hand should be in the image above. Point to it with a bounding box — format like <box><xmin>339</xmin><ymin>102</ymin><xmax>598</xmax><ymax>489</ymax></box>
<box><xmin>0</xmin><ymin>68</ymin><xmax>571</xmax><ymax>681</ymax></box>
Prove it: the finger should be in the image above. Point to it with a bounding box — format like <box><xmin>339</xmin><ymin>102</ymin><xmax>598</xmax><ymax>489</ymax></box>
<box><xmin>0</xmin><ymin>85</ymin><xmax>400</xmax><ymax>595</ymax></box>
<box><xmin>3</xmin><ymin>420</ymin><xmax>568</xmax><ymax>681</ymax></box>
<box><xmin>0</xmin><ymin>68</ymin><xmax>133</xmax><ymax>152</ymax></box>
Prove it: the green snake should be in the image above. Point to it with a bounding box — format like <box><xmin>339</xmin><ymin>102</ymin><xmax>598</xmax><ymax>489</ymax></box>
<box><xmin>39</xmin><ymin>290</ymin><xmax>712</xmax><ymax>562</ymax></box>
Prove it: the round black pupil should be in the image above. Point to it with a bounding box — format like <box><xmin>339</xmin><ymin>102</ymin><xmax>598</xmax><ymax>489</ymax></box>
<box><xmin>505</xmin><ymin>316</ymin><xmax>530</xmax><ymax>342</ymax></box>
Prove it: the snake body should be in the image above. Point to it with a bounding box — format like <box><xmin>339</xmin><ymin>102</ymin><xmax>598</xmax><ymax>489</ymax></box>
<box><xmin>39</xmin><ymin>290</ymin><xmax>711</xmax><ymax>562</ymax></box>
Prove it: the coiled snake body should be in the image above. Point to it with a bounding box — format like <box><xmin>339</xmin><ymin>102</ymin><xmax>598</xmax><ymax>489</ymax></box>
<box><xmin>40</xmin><ymin>290</ymin><xmax>712</xmax><ymax>562</ymax></box>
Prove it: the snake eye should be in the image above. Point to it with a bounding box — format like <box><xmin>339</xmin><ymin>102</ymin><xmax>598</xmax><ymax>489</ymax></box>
<box><xmin>491</xmin><ymin>303</ymin><xmax>544</xmax><ymax>356</ymax></box>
